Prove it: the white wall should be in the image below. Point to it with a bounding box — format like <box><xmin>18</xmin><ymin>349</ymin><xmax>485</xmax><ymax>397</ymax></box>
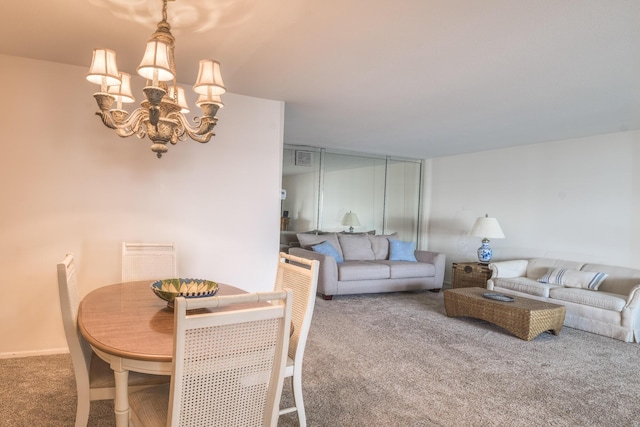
<box><xmin>424</xmin><ymin>131</ymin><xmax>640</xmax><ymax>283</ymax></box>
<box><xmin>0</xmin><ymin>54</ymin><xmax>284</xmax><ymax>356</ymax></box>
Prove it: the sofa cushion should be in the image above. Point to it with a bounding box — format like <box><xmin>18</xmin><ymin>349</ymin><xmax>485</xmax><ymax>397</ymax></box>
<box><xmin>389</xmin><ymin>239</ymin><xmax>417</xmax><ymax>262</ymax></box>
<box><xmin>581</xmin><ymin>263</ymin><xmax>640</xmax><ymax>296</ymax></box>
<box><xmin>338</xmin><ymin>261</ymin><xmax>390</xmax><ymax>281</ymax></box>
<box><xmin>525</xmin><ymin>258</ymin><xmax>585</xmax><ymax>280</ymax></box>
<box><xmin>549</xmin><ymin>288</ymin><xmax>627</xmax><ymax>312</ymax></box>
<box><xmin>312</xmin><ymin>241</ymin><xmax>344</xmax><ymax>263</ymax></box>
<box><xmin>337</xmin><ymin>234</ymin><xmax>375</xmax><ymax>261</ymax></box>
<box><xmin>368</xmin><ymin>233</ymin><xmax>397</xmax><ymax>260</ymax></box>
<box><xmin>492</xmin><ymin>277</ymin><xmax>561</xmax><ymax>298</ymax></box>
<box><xmin>377</xmin><ymin>260</ymin><xmax>435</xmax><ymax>279</ymax></box>
<box><xmin>538</xmin><ymin>268</ymin><xmax>608</xmax><ymax>290</ymax></box>
<box><xmin>297</xmin><ymin>232</ymin><xmax>343</xmax><ymax>259</ymax></box>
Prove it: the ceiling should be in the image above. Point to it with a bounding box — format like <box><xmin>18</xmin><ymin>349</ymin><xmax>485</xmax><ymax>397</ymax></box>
<box><xmin>3</xmin><ymin>0</ymin><xmax>640</xmax><ymax>159</ymax></box>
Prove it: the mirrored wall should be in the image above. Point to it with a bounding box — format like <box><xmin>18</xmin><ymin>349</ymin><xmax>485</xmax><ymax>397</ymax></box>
<box><xmin>281</xmin><ymin>145</ymin><xmax>423</xmax><ymax>243</ymax></box>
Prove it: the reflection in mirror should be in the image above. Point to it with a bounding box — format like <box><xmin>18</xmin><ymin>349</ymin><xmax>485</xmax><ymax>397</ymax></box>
<box><xmin>282</xmin><ymin>145</ymin><xmax>422</xmax><ymax>244</ymax></box>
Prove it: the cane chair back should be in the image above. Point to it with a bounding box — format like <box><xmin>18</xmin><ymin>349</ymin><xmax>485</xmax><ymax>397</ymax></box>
<box><xmin>274</xmin><ymin>252</ymin><xmax>319</xmax><ymax>426</ymax></box>
<box><xmin>121</xmin><ymin>242</ymin><xmax>176</xmax><ymax>282</ymax></box>
<box><xmin>57</xmin><ymin>254</ymin><xmax>169</xmax><ymax>427</ymax></box>
<box><xmin>128</xmin><ymin>290</ymin><xmax>293</xmax><ymax>427</ymax></box>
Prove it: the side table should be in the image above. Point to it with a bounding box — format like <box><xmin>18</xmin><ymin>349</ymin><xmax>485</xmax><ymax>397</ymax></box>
<box><xmin>452</xmin><ymin>262</ymin><xmax>491</xmax><ymax>288</ymax></box>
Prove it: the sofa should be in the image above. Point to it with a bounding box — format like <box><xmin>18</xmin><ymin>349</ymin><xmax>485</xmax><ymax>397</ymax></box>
<box><xmin>289</xmin><ymin>232</ymin><xmax>445</xmax><ymax>299</ymax></box>
<box><xmin>279</xmin><ymin>231</ymin><xmax>301</xmax><ymax>253</ymax></box>
<box><xmin>487</xmin><ymin>258</ymin><xmax>640</xmax><ymax>342</ymax></box>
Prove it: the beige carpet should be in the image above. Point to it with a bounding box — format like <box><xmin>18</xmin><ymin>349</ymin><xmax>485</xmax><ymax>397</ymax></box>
<box><xmin>3</xmin><ymin>290</ymin><xmax>640</xmax><ymax>426</ymax></box>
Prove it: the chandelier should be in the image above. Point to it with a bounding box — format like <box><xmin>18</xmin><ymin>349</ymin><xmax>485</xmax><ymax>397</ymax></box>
<box><xmin>86</xmin><ymin>0</ymin><xmax>225</xmax><ymax>158</ymax></box>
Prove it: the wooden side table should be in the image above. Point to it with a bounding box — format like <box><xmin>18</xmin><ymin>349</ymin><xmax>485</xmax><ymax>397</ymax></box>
<box><xmin>452</xmin><ymin>262</ymin><xmax>491</xmax><ymax>289</ymax></box>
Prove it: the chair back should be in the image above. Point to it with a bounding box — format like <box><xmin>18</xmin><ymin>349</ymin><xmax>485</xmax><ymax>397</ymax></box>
<box><xmin>274</xmin><ymin>252</ymin><xmax>319</xmax><ymax>363</ymax></box>
<box><xmin>168</xmin><ymin>290</ymin><xmax>293</xmax><ymax>427</ymax></box>
<box><xmin>57</xmin><ymin>254</ymin><xmax>93</xmax><ymax>403</ymax></box>
<box><xmin>121</xmin><ymin>242</ymin><xmax>176</xmax><ymax>282</ymax></box>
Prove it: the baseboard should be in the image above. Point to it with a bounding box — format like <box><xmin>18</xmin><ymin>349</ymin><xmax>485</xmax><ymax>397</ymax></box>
<box><xmin>0</xmin><ymin>348</ymin><xmax>69</xmax><ymax>359</ymax></box>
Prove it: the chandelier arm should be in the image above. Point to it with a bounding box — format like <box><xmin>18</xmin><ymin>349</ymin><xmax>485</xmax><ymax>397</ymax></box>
<box><xmin>95</xmin><ymin>111</ymin><xmax>118</xmax><ymax>130</ymax></box>
<box><xmin>94</xmin><ymin>107</ymin><xmax>149</xmax><ymax>140</ymax></box>
<box><xmin>173</xmin><ymin>113</ymin><xmax>217</xmax><ymax>144</ymax></box>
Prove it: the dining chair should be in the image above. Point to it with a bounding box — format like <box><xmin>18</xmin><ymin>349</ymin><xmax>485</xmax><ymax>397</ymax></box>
<box><xmin>57</xmin><ymin>254</ymin><xmax>170</xmax><ymax>427</ymax></box>
<box><xmin>128</xmin><ymin>290</ymin><xmax>293</xmax><ymax>427</ymax></box>
<box><xmin>121</xmin><ymin>242</ymin><xmax>177</xmax><ymax>282</ymax></box>
<box><xmin>274</xmin><ymin>252</ymin><xmax>320</xmax><ymax>427</ymax></box>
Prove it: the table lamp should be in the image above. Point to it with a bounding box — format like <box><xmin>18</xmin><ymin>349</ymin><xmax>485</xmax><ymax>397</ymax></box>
<box><xmin>342</xmin><ymin>211</ymin><xmax>361</xmax><ymax>233</ymax></box>
<box><xmin>469</xmin><ymin>214</ymin><xmax>505</xmax><ymax>263</ymax></box>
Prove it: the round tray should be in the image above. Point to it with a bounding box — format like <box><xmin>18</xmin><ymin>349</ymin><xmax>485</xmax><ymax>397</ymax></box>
<box><xmin>482</xmin><ymin>292</ymin><xmax>514</xmax><ymax>302</ymax></box>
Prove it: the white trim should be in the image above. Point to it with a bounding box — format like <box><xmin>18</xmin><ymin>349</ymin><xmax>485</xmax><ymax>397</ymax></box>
<box><xmin>0</xmin><ymin>348</ymin><xmax>69</xmax><ymax>359</ymax></box>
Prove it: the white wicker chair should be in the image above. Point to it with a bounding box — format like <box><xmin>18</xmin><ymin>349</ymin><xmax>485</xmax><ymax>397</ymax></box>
<box><xmin>274</xmin><ymin>252</ymin><xmax>320</xmax><ymax>427</ymax></box>
<box><xmin>57</xmin><ymin>254</ymin><xmax>169</xmax><ymax>427</ymax></box>
<box><xmin>128</xmin><ymin>290</ymin><xmax>293</xmax><ymax>427</ymax></box>
<box><xmin>121</xmin><ymin>242</ymin><xmax>176</xmax><ymax>282</ymax></box>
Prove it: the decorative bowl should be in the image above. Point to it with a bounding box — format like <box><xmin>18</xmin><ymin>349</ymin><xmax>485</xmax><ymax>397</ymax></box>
<box><xmin>151</xmin><ymin>278</ymin><xmax>219</xmax><ymax>308</ymax></box>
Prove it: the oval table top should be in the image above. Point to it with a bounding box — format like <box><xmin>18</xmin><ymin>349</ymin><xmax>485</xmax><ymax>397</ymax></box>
<box><xmin>78</xmin><ymin>281</ymin><xmax>248</xmax><ymax>363</ymax></box>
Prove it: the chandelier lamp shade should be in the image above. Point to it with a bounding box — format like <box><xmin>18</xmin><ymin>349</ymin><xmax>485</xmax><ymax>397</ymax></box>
<box><xmin>86</xmin><ymin>0</ymin><xmax>225</xmax><ymax>158</ymax></box>
<box><xmin>469</xmin><ymin>214</ymin><xmax>505</xmax><ymax>263</ymax></box>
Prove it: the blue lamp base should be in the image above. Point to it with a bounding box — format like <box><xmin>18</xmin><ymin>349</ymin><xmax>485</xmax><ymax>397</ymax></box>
<box><xmin>477</xmin><ymin>238</ymin><xmax>493</xmax><ymax>263</ymax></box>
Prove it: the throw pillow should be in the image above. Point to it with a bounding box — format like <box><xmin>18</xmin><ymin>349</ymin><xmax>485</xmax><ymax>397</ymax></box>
<box><xmin>388</xmin><ymin>239</ymin><xmax>417</xmax><ymax>262</ymax></box>
<box><xmin>297</xmin><ymin>232</ymin><xmax>344</xmax><ymax>259</ymax></box>
<box><xmin>311</xmin><ymin>241</ymin><xmax>344</xmax><ymax>263</ymax></box>
<box><xmin>337</xmin><ymin>233</ymin><xmax>375</xmax><ymax>261</ymax></box>
<box><xmin>538</xmin><ymin>268</ymin><xmax>608</xmax><ymax>290</ymax></box>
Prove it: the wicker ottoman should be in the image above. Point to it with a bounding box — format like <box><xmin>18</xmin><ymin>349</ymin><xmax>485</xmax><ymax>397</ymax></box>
<box><xmin>444</xmin><ymin>287</ymin><xmax>566</xmax><ymax>341</ymax></box>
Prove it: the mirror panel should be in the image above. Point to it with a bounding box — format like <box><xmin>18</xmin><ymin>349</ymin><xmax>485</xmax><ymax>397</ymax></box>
<box><xmin>282</xmin><ymin>145</ymin><xmax>422</xmax><ymax>244</ymax></box>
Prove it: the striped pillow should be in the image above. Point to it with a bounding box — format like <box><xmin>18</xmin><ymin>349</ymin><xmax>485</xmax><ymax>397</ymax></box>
<box><xmin>538</xmin><ymin>268</ymin><xmax>608</xmax><ymax>290</ymax></box>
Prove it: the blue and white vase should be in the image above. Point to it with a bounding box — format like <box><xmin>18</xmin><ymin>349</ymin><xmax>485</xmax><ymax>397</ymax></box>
<box><xmin>477</xmin><ymin>239</ymin><xmax>493</xmax><ymax>263</ymax></box>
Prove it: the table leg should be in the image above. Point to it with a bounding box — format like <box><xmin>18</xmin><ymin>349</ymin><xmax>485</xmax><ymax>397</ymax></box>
<box><xmin>111</xmin><ymin>359</ymin><xmax>130</xmax><ymax>427</ymax></box>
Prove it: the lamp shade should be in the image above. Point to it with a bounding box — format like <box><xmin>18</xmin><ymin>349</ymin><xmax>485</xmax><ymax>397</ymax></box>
<box><xmin>107</xmin><ymin>72</ymin><xmax>135</xmax><ymax>103</ymax></box>
<box><xmin>193</xmin><ymin>60</ymin><xmax>226</xmax><ymax>96</ymax></box>
<box><xmin>168</xmin><ymin>86</ymin><xmax>190</xmax><ymax>113</ymax></box>
<box><xmin>196</xmin><ymin>93</ymin><xmax>224</xmax><ymax>109</ymax></box>
<box><xmin>469</xmin><ymin>215</ymin><xmax>505</xmax><ymax>239</ymax></box>
<box><xmin>86</xmin><ymin>48</ymin><xmax>121</xmax><ymax>87</ymax></box>
<box><xmin>342</xmin><ymin>212</ymin><xmax>361</xmax><ymax>227</ymax></box>
<box><xmin>137</xmin><ymin>40</ymin><xmax>174</xmax><ymax>83</ymax></box>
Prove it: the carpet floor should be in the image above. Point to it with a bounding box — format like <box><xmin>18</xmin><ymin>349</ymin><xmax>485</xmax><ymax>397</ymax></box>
<box><xmin>3</xmin><ymin>289</ymin><xmax>640</xmax><ymax>426</ymax></box>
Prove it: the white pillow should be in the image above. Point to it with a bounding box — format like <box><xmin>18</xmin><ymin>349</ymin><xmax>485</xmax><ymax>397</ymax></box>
<box><xmin>538</xmin><ymin>268</ymin><xmax>608</xmax><ymax>290</ymax></box>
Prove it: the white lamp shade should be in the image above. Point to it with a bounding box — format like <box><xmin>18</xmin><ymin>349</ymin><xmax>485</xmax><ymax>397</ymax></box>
<box><xmin>469</xmin><ymin>215</ymin><xmax>505</xmax><ymax>239</ymax></box>
<box><xmin>196</xmin><ymin>92</ymin><xmax>224</xmax><ymax>109</ymax></box>
<box><xmin>86</xmin><ymin>48</ymin><xmax>121</xmax><ymax>87</ymax></box>
<box><xmin>168</xmin><ymin>86</ymin><xmax>190</xmax><ymax>113</ymax></box>
<box><xmin>107</xmin><ymin>72</ymin><xmax>135</xmax><ymax>103</ymax></box>
<box><xmin>342</xmin><ymin>212</ymin><xmax>361</xmax><ymax>227</ymax></box>
<box><xmin>137</xmin><ymin>40</ymin><xmax>174</xmax><ymax>83</ymax></box>
<box><xmin>193</xmin><ymin>60</ymin><xmax>226</xmax><ymax>96</ymax></box>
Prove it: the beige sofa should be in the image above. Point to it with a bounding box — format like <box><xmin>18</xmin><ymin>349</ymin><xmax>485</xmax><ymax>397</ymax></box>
<box><xmin>487</xmin><ymin>258</ymin><xmax>640</xmax><ymax>342</ymax></box>
<box><xmin>289</xmin><ymin>232</ymin><xmax>445</xmax><ymax>299</ymax></box>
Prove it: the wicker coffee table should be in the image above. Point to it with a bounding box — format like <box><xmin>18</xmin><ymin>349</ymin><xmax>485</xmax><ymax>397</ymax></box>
<box><xmin>444</xmin><ymin>287</ymin><xmax>566</xmax><ymax>341</ymax></box>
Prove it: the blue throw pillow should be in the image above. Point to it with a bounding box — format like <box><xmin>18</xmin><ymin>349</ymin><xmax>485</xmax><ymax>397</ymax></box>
<box><xmin>389</xmin><ymin>239</ymin><xmax>417</xmax><ymax>262</ymax></box>
<box><xmin>312</xmin><ymin>241</ymin><xmax>344</xmax><ymax>263</ymax></box>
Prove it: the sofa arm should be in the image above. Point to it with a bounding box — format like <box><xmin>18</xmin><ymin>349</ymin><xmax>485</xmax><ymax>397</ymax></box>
<box><xmin>621</xmin><ymin>284</ymin><xmax>640</xmax><ymax>330</ymax></box>
<box><xmin>415</xmin><ymin>250</ymin><xmax>446</xmax><ymax>288</ymax></box>
<box><xmin>289</xmin><ymin>247</ymin><xmax>338</xmax><ymax>297</ymax></box>
<box><xmin>488</xmin><ymin>260</ymin><xmax>528</xmax><ymax>279</ymax></box>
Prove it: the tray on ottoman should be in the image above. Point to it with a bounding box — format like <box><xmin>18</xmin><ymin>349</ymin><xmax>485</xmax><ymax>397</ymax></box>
<box><xmin>443</xmin><ymin>287</ymin><xmax>566</xmax><ymax>341</ymax></box>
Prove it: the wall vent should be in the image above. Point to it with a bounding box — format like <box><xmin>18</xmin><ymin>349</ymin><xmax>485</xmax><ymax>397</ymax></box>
<box><xmin>295</xmin><ymin>150</ymin><xmax>312</xmax><ymax>166</ymax></box>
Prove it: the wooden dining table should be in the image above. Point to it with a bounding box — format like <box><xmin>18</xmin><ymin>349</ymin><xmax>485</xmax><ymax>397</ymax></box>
<box><xmin>78</xmin><ymin>280</ymin><xmax>251</xmax><ymax>427</ymax></box>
